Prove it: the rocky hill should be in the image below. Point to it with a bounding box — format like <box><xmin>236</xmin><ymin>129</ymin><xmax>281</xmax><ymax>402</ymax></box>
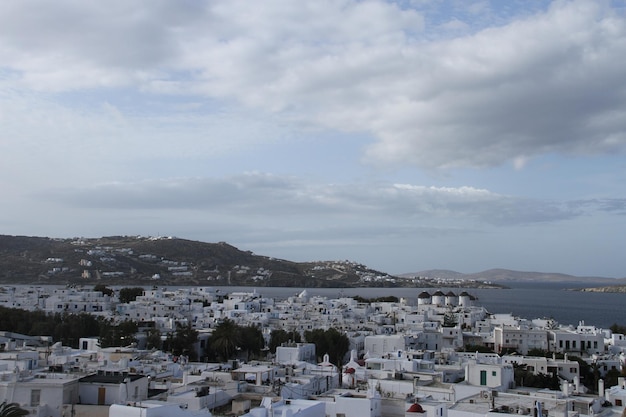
<box><xmin>577</xmin><ymin>285</ymin><xmax>626</xmax><ymax>293</ymax></box>
<box><xmin>0</xmin><ymin>235</ymin><xmax>421</xmax><ymax>288</ymax></box>
<box><xmin>403</xmin><ymin>268</ymin><xmax>622</xmax><ymax>285</ymax></box>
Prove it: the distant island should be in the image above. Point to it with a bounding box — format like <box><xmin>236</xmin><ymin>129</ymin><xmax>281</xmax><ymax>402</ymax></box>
<box><xmin>575</xmin><ymin>285</ymin><xmax>626</xmax><ymax>293</ymax></box>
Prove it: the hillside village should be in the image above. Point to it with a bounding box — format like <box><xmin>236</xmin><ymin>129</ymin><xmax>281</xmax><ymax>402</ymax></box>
<box><xmin>0</xmin><ymin>235</ymin><xmax>505</xmax><ymax>289</ymax></box>
<box><xmin>1</xmin><ymin>285</ymin><xmax>626</xmax><ymax>417</ymax></box>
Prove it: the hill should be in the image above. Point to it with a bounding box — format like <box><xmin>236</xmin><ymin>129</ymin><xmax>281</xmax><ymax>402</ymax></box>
<box><xmin>0</xmin><ymin>234</ymin><xmax>411</xmax><ymax>288</ymax></box>
<box><xmin>403</xmin><ymin>268</ymin><xmax>621</xmax><ymax>285</ymax></box>
<box><xmin>4</xmin><ymin>234</ymin><xmax>608</xmax><ymax>288</ymax></box>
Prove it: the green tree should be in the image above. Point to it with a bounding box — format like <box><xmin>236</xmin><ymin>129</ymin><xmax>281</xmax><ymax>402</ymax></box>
<box><xmin>119</xmin><ymin>287</ymin><xmax>145</xmax><ymax>304</ymax></box>
<box><xmin>459</xmin><ymin>344</ymin><xmax>495</xmax><ymax>353</ymax></box>
<box><xmin>239</xmin><ymin>325</ymin><xmax>265</xmax><ymax>360</ymax></box>
<box><xmin>269</xmin><ymin>329</ymin><xmax>301</xmax><ymax>353</ymax></box>
<box><xmin>93</xmin><ymin>284</ymin><xmax>114</xmax><ymax>296</ymax></box>
<box><xmin>352</xmin><ymin>295</ymin><xmax>399</xmax><ymax>303</ymax></box>
<box><xmin>118</xmin><ymin>320</ymin><xmax>138</xmax><ymax>346</ymax></box>
<box><xmin>513</xmin><ymin>363</ymin><xmax>559</xmax><ymax>390</ymax></box>
<box><xmin>0</xmin><ymin>401</ymin><xmax>29</xmax><ymax>417</ymax></box>
<box><xmin>610</xmin><ymin>323</ymin><xmax>626</xmax><ymax>334</ymax></box>
<box><xmin>164</xmin><ymin>323</ymin><xmax>199</xmax><ymax>361</ymax></box>
<box><xmin>145</xmin><ymin>328</ymin><xmax>162</xmax><ymax>350</ymax></box>
<box><xmin>99</xmin><ymin>320</ymin><xmax>137</xmax><ymax>348</ymax></box>
<box><xmin>209</xmin><ymin>319</ymin><xmax>241</xmax><ymax>361</ymax></box>
<box><xmin>304</xmin><ymin>327</ymin><xmax>349</xmax><ymax>367</ymax></box>
<box><xmin>605</xmin><ymin>368</ymin><xmax>623</xmax><ymax>390</ymax></box>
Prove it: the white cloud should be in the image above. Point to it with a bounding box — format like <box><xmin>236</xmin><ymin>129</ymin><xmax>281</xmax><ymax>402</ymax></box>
<box><xmin>4</xmin><ymin>1</ymin><xmax>623</xmax><ymax>170</ymax></box>
<box><xmin>1</xmin><ymin>0</ymin><xmax>626</xmax><ymax>277</ymax></box>
<box><xmin>44</xmin><ymin>173</ymin><xmax>583</xmax><ymax>226</ymax></box>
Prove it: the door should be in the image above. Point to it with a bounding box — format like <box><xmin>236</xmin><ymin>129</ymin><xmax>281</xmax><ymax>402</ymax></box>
<box><xmin>98</xmin><ymin>387</ymin><xmax>106</xmax><ymax>405</ymax></box>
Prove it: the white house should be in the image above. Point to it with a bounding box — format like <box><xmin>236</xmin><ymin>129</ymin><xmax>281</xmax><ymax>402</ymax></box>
<box><xmin>79</xmin><ymin>371</ymin><xmax>148</xmax><ymax>405</ymax></box>
<box><xmin>318</xmin><ymin>389</ymin><xmax>382</xmax><ymax>417</ymax></box>
<box><xmin>0</xmin><ymin>371</ymin><xmax>79</xmax><ymax>417</ymax></box>
<box><xmin>276</xmin><ymin>343</ymin><xmax>316</xmax><ymax>365</ymax></box>
<box><xmin>109</xmin><ymin>401</ymin><xmax>213</xmax><ymax>417</ymax></box>
<box><xmin>241</xmin><ymin>397</ymin><xmax>325</xmax><ymax>417</ymax></box>
<box><xmin>464</xmin><ymin>360</ymin><xmax>514</xmax><ymax>391</ymax></box>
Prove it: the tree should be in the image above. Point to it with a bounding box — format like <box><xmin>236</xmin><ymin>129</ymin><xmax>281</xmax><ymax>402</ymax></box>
<box><xmin>209</xmin><ymin>319</ymin><xmax>241</xmax><ymax>361</ymax></box>
<box><xmin>99</xmin><ymin>320</ymin><xmax>137</xmax><ymax>348</ymax></box>
<box><xmin>164</xmin><ymin>323</ymin><xmax>199</xmax><ymax>361</ymax></box>
<box><xmin>610</xmin><ymin>323</ymin><xmax>626</xmax><ymax>335</ymax></box>
<box><xmin>0</xmin><ymin>401</ymin><xmax>29</xmax><ymax>417</ymax></box>
<box><xmin>513</xmin><ymin>363</ymin><xmax>559</xmax><ymax>390</ymax></box>
<box><xmin>145</xmin><ymin>328</ymin><xmax>162</xmax><ymax>350</ymax></box>
<box><xmin>269</xmin><ymin>329</ymin><xmax>301</xmax><ymax>353</ymax></box>
<box><xmin>304</xmin><ymin>327</ymin><xmax>350</xmax><ymax>367</ymax></box>
<box><xmin>352</xmin><ymin>295</ymin><xmax>398</xmax><ymax>303</ymax></box>
<box><xmin>93</xmin><ymin>284</ymin><xmax>114</xmax><ymax>296</ymax></box>
<box><xmin>459</xmin><ymin>344</ymin><xmax>495</xmax><ymax>353</ymax></box>
<box><xmin>239</xmin><ymin>325</ymin><xmax>265</xmax><ymax>360</ymax></box>
<box><xmin>119</xmin><ymin>287</ymin><xmax>145</xmax><ymax>304</ymax></box>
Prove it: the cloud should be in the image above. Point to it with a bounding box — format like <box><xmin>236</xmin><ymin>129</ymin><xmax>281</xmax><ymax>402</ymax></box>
<box><xmin>0</xmin><ymin>89</ymin><xmax>290</xmax><ymax>189</ymax></box>
<box><xmin>4</xmin><ymin>1</ymin><xmax>623</xmax><ymax>170</ymax></box>
<box><xmin>43</xmin><ymin>172</ymin><xmax>588</xmax><ymax>226</ymax></box>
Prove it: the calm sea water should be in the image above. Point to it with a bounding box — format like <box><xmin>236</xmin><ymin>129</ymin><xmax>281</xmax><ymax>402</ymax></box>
<box><xmin>210</xmin><ymin>281</ymin><xmax>625</xmax><ymax>329</ymax></box>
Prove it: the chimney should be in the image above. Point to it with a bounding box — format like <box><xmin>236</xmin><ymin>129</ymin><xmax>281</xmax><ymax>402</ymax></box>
<box><xmin>598</xmin><ymin>379</ymin><xmax>605</xmax><ymax>400</ymax></box>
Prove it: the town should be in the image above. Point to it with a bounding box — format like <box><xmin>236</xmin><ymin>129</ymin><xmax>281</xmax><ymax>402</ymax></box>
<box><xmin>1</xmin><ymin>285</ymin><xmax>625</xmax><ymax>417</ymax></box>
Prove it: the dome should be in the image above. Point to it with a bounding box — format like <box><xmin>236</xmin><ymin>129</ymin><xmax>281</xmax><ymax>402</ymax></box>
<box><xmin>418</xmin><ymin>291</ymin><xmax>431</xmax><ymax>298</ymax></box>
<box><xmin>407</xmin><ymin>403</ymin><xmax>425</xmax><ymax>413</ymax></box>
<box><xmin>432</xmin><ymin>290</ymin><xmax>445</xmax><ymax>296</ymax></box>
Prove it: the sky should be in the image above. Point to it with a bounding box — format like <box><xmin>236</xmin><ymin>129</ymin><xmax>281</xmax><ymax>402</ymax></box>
<box><xmin>1</xmin><ymin>0</ymin><xmax>626</xmax><ymax>278</ymax></box>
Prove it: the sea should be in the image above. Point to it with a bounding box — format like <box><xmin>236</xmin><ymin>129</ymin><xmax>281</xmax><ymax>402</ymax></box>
<box><xmin>207</xmin><ymin>281</ymin><xmax>625</xmax><ymax>330</ymax></box>
<box><xmin>9</xmin><ymin>281</ymin><xmax>624</xmax><ymax>330</ymax></box>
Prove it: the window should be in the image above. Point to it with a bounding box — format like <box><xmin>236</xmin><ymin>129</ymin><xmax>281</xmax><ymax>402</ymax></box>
<box><xmin>492</xmin><ymin>371</ymin><xmax>497</xmax><ymax>377</ymax></box>
<box><xmin>31</xmin><ymin>389</ymin><xmax>41</xmax><ymax>406</ymax></box>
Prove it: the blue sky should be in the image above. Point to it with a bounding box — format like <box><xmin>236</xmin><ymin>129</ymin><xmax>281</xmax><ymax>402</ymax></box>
<box><xmin>1</xmin><ymin>0</ymin><xmax>626</xmax><ymax>277</ymax></box>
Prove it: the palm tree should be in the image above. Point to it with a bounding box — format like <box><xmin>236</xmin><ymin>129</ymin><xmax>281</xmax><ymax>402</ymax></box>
<box><xmin>0</xmin><ymin>401</ymin><xmax>29</xmax><ymax>417</ymax></box>
<box><xmin>209</xmin><ymin>319</ymin><xmax>241</xmax><ymax>361</ymax></box>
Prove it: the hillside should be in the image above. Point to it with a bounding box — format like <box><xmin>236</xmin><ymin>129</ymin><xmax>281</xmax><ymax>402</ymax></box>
<box><xmin>0</xmin><ymin>235</ymin><xmax>418</xmax><ymax>288</ymax></box>
<box><xmin>4</xmin><ymin>234</ymin><xmax>608</xmax><ymax>288</ymax></box>
<box><xmin>404</xmin><ymin>268</ymin><xmax>621</xmax><ymax>285</ymax></box>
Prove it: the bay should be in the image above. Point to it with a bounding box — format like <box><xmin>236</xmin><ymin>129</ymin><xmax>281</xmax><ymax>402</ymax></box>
<box><xmin>209</xmin><ymin>281</ymin><xmax>625</xmax><ymax>329</ymax></box>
